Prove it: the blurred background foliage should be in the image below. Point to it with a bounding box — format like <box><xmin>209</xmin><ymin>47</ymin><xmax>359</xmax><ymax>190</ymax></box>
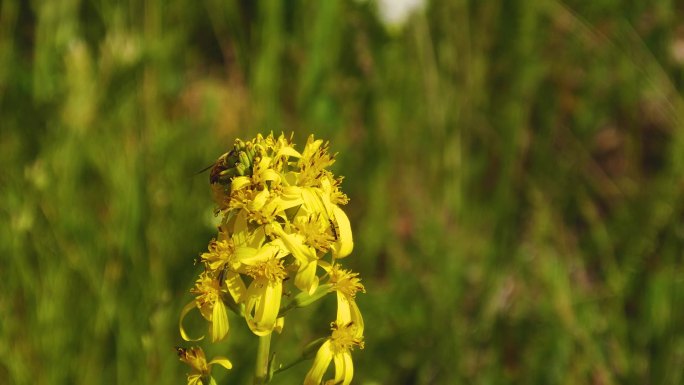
<box><xmin>2</xmin><ymin>0</ymin><xmax>684</xmax><ymax>384</ymax></box>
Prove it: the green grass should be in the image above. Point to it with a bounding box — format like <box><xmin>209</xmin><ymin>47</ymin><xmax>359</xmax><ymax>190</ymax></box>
<box><xmin>2</xmin><ymin>1</ymin><xmax>684</xmax><ymax>384</ymax></box>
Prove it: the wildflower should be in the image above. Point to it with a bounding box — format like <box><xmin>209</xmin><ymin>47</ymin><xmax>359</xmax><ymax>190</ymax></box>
<box><xmin>201</xmin><ymin>239</ymin><xmax>233</xmax><ymax>272</ymax></box>
<box><xmin>177</xmin><ymin>133</ymin><xmax>365</xmax><ymax>384</ymax></box>
<box><xmin>177</xmin><ymin>346</ymin><xmax>232</xmax><ymax>385</ymax></box>
<box><xmin>303</xmin><ymin>322</ymin><xmax>364</xmax><ymax>385</ymax></box>
<box><xmin>242</xmin><ymin>252</ymin><xmax>288</xmax><ymax>336</ymax></box>
<box><xmin>297</xmin><ymin>136</ymin><xmax>336</xmax><ymax>187</ymax></box>
<box><xmin>267</xmin><ymin>222</ymin><xmax>320</xmax><ymax>294</ymax></box>
<box><xmin>328</xmin><ymin>265</ymin><xmax>365</xmax><ymax>338</ymax></box>
<box><xmin>180</xmin><ymin>272</ymin><xmax>230</xmax><ymax>342</ymax></box>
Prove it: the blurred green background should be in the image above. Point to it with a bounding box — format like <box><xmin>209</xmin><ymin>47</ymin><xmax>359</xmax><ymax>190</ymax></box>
<box><xmin>2</xmin><ymin>0</ymin><xmax>684</xmax><ymax>384</ymax></box>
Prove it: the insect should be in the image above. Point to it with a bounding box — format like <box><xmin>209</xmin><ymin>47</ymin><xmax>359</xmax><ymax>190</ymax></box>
<box><xmin>217</xmin><ymin>265</ymin><xmax>228</xmax><ymax>286</ymax></box>
<box><xmin>329</xmin><ymin>219</ymin><xmax>339</xmax><ymax>240</ymax></box>
<box><xmin>175</xmin><ymin>346</ymin><xmax>187</xmax><ymax>358</ymax></box>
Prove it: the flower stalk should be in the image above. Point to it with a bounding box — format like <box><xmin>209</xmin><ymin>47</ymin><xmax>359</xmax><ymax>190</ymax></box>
<box><xmin>254</xmin><ymin>334</ymin><xmax>272</xmax><ymax>385</ymax></box>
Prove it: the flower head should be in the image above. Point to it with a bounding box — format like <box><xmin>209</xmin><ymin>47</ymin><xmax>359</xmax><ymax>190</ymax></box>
<box><xmin>179</xmin><ymin>272</ymin><xmax>229</xmax><ymax>342</ymax></box>
<box><xmin>303</xmin><ymin>322</ymin><xmax>364</xmax><ymax>385</ymax></box>
<box><xmin>177</xmin><ymin>346</ymin><xmax>232</xmax><ymax>385</ymax></box>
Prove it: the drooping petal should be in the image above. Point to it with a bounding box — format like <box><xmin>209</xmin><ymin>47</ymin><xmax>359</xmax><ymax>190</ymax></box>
<box><xmin>246</xmin><ymin>280</ymin><xmax>283</xmax><ymax>336</ymax></box>
<box><xmin>250</xmin><ymin>281</ymin><xmax>283</xmax><ymax>336</ymax></box>
<box><xmin>271</xmin><ymin>225</ymin><xmax>317</xmax><ymax>265</ymax></box>
<box><xmin>333</xmin><ymin>351</ymin><xmax>354</xmax><ymax>385</ymax></box>
<box><xmin>349</xmin><ymin>299</ymin><xmax>364</xmax><ymax>338</ymax></box>
<box><xmin>336</xmin><ymin>292</ymin><xmax>352</xmax><ymax>325</ymax></box>
<box><xmin>228</xmin><ymin>210</ymin><xmax>250</xmax><ymax>246</ymax></box>
<box><xmin>301</xmin><ymin>187</ymin><xmax>328</xmax><ymax>218</ymax></box>
<box><xmin>224</xmin><ymin>270</ymin><xmax>246</xmax><ymax>304</ymax></box>
<box><xmin>211</xmin><ymin>300</ymin><xmax>229</xmax><ymax>342</ymax></box>
<box><xmin>208</xmin><ymin>357</ymin><xmax>233</xmax><ymax>370</ymax></box>
<box><xmin>303</xmin><ymin>340</ymin><xmax>334</xmax><ymax>385</ymax></box>
<box><xmin>331</xmin><ymin>205</ymin><xmax>353</xmax><ymax>258</ymax></box>
<box><xmin>295</xmin><ymin>260</ymin><xmax>319</xmax><ymax>294</ymax></box>
<box><xmin>180</xmin><ymin>301</ymin><xmax>204</xmax><ymax>342</ymax></box>
<box><xmin>335</xmin><ymin>294</ymin><xmax>364</xmax><ymax>339</ymax></box>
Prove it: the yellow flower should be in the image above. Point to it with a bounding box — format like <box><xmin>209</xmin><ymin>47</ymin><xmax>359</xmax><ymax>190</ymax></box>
<box><xmin>329</xmin><ymin>265</ymin><xmax>365</xmax><ymax>338</ymax></box>
<box><xmin>299</xmin><ymin>186</ymin><xmax>353</xmax><ymax>259</ymax></box>
<box><xmin>177</xmin><ymin>346</ymin><xmax>232</xmax><ymax>385</ymax></box>
<box><xmin>297</xmin><ymin>135</ymin><xmax>336</xmax><ymax>187</ymax></box>
<box><xmin>180</xmin><ymin>272</ymin><xmax>229</xmax><ymax>342</ymax></box>
<box><xmin>267</xmin><ymin>222</ymin><xmax>320</xmax><ymax>294</ymax></box>
<box><xmin>239</xmin><ymin>248</ymin><xmax>288</xmax><ymax>336</ymax></box>
<box><xmin>293</xmin><ymin>213</ymin><xmax>336</xmax><ymax>252</ymax></box>
<box><xmin>201</xmin><ymin>239</ymin><xmax>233</xmax><ymax>272</ymax></box>
<box><xmin>303</xmin><ymin>322</ymin><xmax>364</xmax><ymax>385</ymax></box>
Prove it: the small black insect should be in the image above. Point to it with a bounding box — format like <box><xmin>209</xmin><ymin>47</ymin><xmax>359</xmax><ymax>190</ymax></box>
<box><xmin>329</xmin><ymin>219</ymin><xmax>339</xmax><ymax>240</ymax></box>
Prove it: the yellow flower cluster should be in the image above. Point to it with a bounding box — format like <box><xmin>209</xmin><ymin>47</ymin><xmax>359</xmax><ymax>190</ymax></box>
<box><xmin>178</xmin><ymin>133</ymin><xmax>364</xmax><ymax>385</ymax></box>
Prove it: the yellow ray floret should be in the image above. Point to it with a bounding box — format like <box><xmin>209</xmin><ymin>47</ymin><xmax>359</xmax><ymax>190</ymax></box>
<box><xmin>303</xmin><ymin>322</ymin><xmax>364</xmax><ymax>385</ymax></box>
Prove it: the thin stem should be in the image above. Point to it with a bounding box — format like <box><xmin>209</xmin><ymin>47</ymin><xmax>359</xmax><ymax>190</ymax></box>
<box><xmin>273</xmin><ymin>356</ymin><xmax>306</xmax><ymax>374</ymax></box>
<box><xmin>254</xmin><ymin>333</ymin><xmax>272</xmax><ymax>384</ymax></box>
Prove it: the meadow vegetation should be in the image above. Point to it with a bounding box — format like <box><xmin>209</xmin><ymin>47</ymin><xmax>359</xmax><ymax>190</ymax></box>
<box><xmin>1</xmin><ymin>1</ymin><xmax>684</xmax><ymax>384</ymax></box>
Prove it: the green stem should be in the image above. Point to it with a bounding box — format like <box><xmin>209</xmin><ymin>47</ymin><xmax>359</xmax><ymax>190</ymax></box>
<box><xmin>254</xmin><ymin>333</ymin><xmax>272</xmax><ymax>384</ymax></box>
<box><xmin>273</xmin><ymin>356</ymin><xmax>305</xmax><ymax>374</ymax></box>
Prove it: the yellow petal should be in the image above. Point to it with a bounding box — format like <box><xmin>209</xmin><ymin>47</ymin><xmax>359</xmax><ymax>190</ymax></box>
<box><xmin>249</xmin><ymin>189</ymin><xmax>270</xmax><ymax>211</ymax></box>
<box><xmin>231</xmin><ymin>176</ymin><xmax>251</xmax><ymax>191</ymax></box>
<box><xmin>280</xmin><ymin>185</ymin><xmax>303</xmax><ymax>203</ymax></box>
<box><xmin>314</xmin><ymin>187</ymin><xmax>335</xmax><ymax>218</ymax></box>
<box><xmin>331</xmin><ymin>205</ymin><xmax>353</xmax><ymax>258</ymax></box>
<box><xmin>237</xmin><ymin>244</ymin><xmax>279</xmax><ymax>267</ymax></box>
<box><xmin>276</xmin><ymin>146</ymin><xmax>301</xmax><ymax>159</ymax></box>
<box><xmin>260</xmin><ymin>168</ymin><xmax>281</xmax><ymax>183</ymax></box>
<box><xmin>336</xmin><ymin>292</ymin><xmax>352</xmax><ymax>325</ymax></box>
<box><xmin>301</xmin><ymin>188</ymin><xmax>327</xmax><ymax>218</ymax></box>
<box><xmin>270</xmin><ymin>224</ymin><xmax>317</xmax><ymax>264</ymax></box>
<box><xmin>179</xmin><ymin>301</ymin><xmax>204</xmax><ymax>341</ymax></box>
<box><xmin>333</xmin><ymin>351</ymin><xmax>354</xmax><ymax>385</ymax></box>
<box><xmin>336</xmin><ymin>294</ymin><xmax>364</xmax><ymax>338</ymax></box>
<box><xmin>349</xmin><ymin>299</ymin><xmax>364</xmax><ymax>338</ymax></box>
<box><xmin>227</xmin><ymin>210</ymin><xmax>249</xmax><ymax>246</ymax></box>
<box><xmin>187</xmin><ymin>374</ymin><xmax>203</xmax><ymax>385</ymax></box>
<box><xmin>246</xmin><ymin>280</ymin><xmax>283</xmax><ymax>336</ymax></box>
<box><xmin>303</xmin><ymin>340</ymin><xmax>333</xmax><ymax>385</ymax></box>
<box><xmin>230</xmin><ymin>246</ymin><xmax>258</xmax><ymax>268</ymax></box>
<box><xmin>295</xmin><ymin>260</ymin><xmax>319</xmax><ymax>294</ymax></box>
<box><xmin>224</xmin><ymin>271</ymin><xmax>247</xmax><ymax>304</ymax></box>
<box><xmin>211</xmin><ymin>300</ymin><xmax>229</xmax><ymax>342</ymax></box>
<box><xmin>208</xmin><ymin>357</ymin><xmax>233</xmax><ymax>370</ymax></box>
